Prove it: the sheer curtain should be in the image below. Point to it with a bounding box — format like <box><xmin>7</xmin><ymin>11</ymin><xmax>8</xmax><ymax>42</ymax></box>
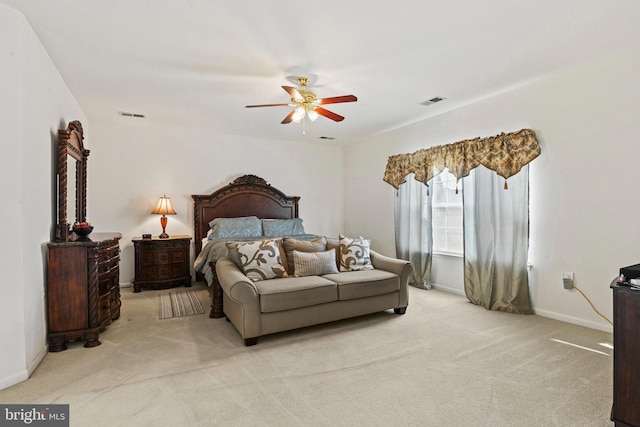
<box><xmin>462</xmin><ymin>165</ymin><xmax>533</xmax><ymax>314</ymax></box>
<box><xmin>394</xmin><ymin>174</ymin><xmax>432</xmax><ymax>289</ymax></box>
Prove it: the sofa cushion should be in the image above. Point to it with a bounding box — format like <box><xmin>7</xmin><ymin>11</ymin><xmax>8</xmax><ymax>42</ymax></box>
<box><xmin>339</xmin><ymin>235</ymin><xmax>374</xmax><ymax>272</ymax></box>
<box><xmin>322</xmin><ymin>270</ymin><xmax>399</xmax><ymax>301</ymax></box>
<box><xmin>255</xmin><ymin>276</ymin><xmax>338</xmax><ymax>313</ymax></box>
<box><xmin>293</xmin><ymin>249</ymin><xmax>339</xmax><ymax>277</ymax></box>
<box><xmin>283</xmin><ymin>236</ymin><xmax>327</xmax><ymax>275</ymax></box>
<box><xmin>228</xmin><ymin>238</ymin><xmax>287</xmax><ymax>281</ymax></box>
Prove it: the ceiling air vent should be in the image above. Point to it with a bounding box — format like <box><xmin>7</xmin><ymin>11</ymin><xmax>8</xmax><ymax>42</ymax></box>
<box><xmin>118</xmin><ymin>111</ymin><xmax>145</xmax><ymax>118</ymax></box>
<box><xmin>420</xmin><ymin>97</ymin><xmax>446</xmax><ymax>107</ymax></box>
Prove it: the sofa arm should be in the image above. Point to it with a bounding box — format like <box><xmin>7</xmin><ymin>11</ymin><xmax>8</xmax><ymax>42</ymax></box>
<box><xmin>371</xmin><ymin>250</ymin><xmax>413</xmax><ymax>277</ymax></box>
<box><xmin>216</xmin><ymin>257</ymin><xmax>258</xmax><ymax>301</ymax></box>
<box><xmin>370</xmin><ymin>250</ymin><xmax>415</xmax><ymax>309</ymax></box>
<box><xmin>215</xmin><ymin>257</ymin><xmax>262</xmax><ymax>339</ymax></box>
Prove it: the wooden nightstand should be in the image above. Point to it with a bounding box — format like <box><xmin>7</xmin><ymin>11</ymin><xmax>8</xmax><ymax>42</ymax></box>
<box><xmin>132</xmin><ymin>235</ymin><xmax>192</xmax><ymax>292</ymax></box>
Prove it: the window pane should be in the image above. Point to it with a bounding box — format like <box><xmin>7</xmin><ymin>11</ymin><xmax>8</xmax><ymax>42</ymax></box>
<box><xmin>431</xmin><ymin>169</ymin><xmax>463</xmax><ymax>255</ymax></box>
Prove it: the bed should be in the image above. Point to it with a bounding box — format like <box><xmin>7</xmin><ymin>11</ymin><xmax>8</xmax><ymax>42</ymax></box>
<box><xmin>192</xmin><ymin>174</ymin><xmax>307</xmax><ymax>318</ymax></box>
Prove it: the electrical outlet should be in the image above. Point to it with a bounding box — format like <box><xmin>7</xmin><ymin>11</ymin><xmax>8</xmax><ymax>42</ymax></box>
<box><xmin>562</xmin><ymin>272</ymin><xmax>574</xmax><ymax>289</ymax></box>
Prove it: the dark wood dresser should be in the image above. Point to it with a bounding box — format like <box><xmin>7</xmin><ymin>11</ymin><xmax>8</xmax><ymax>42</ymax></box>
<box><xmin>47</xmin><ymin>232</ymin><xmax>122</xmax><ymax>352</ymax></box>
<box><xmin>611</xmin><ymin>282</ymin><xmax>640</xmax><ymax>426</ymax></box>
<box><xmin>132</xmin><ymin>235</ymin><xmax>192</xmax><ymax>292</ymax></box>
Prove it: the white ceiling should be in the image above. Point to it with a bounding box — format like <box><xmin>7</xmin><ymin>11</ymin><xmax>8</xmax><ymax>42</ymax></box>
<box><xmin>3</xmin><ymin>0</ymin><xmax>640</xmax><ymax>143</ymax></box>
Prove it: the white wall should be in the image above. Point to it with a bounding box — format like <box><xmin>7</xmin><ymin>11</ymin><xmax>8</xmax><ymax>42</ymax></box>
<box><xmin>87</xmin><ymin>120</ymin><xmax>345</xmax><ymax>286</ymax></box>
<box><xmin>0</xmin><ymin>4</ymin><xmax>26</xmax><ymax>391</ymax></box>
<box><xmin>0</xmin><ymin>5</ymin><xmax>87</xmax><ymax>390</ymax></box>
<box><xmin>344</xmin><ymin>51</ymin><xmax>640</xmax><ymax>333</ymax></box>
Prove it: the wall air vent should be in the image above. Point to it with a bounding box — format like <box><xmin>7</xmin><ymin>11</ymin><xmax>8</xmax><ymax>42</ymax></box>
<box><xmin>118</xmin><ymin>111</ymin><xmax>145</xmax><ymax>118</ymax></box>
<box><xmin>420</xmin><ymin>97</ymin><xmax>446</xmax><ymax>106</ymax></box>
<box><xmin>319</xmin><ymin>136</ymin><xmax>336</xmax><ymax>140</ymax></box>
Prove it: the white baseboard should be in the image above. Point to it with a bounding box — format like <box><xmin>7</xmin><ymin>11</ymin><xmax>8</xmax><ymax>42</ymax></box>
<box><xmin>0</xmin><ymin>370</ymin><xmax>28</xmax><ymax>391</ymax></box>
<box><xmin>1</xmin><ymin>344</ymin><xmax>49</xmax><ymax>391</ymax></box>
<box><xmin>27</xmin><ymin>344</ymin><xmax>48</xmax><ymax>377</ymax></box>
<box><xmin>432</xmin><ymin>283</ymin><xmax>465</xmax><ymax>297</ymax></box>
<box><xmin>534</xmin><ymin>308</ymin><xmax>613</xmax><ymax>334</ymax></box>
<box><xmin>432</xmin><ymin>284</ymin><xmax>613</xmax><ymax>334</ymax></box>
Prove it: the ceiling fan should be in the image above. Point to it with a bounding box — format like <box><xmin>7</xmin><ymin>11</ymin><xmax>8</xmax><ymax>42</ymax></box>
<box><xmin>245</xmin><ymin>77</ymin><xmax>357</xmax><ymax>127</ymax></box>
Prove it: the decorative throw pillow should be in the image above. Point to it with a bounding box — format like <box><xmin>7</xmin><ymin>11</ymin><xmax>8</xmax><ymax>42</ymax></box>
<box><xmin>262</xmin><ymin>218</ymin><xmax>306</xmax><ymax>237</ymax></box>
<box><xmin>283</xmin><ymin>236</ymin><xmax>328</xmax><ymax>275</ymax></box>
<box><xmin>326</xmin><ymin>237</ymin><xmax>341</xmax><ymax>269</ymax></box>
<box><xmin>293</xmin><ymin>249</ymin><xmax>339</xmax><ymax>277</ymax></box>
<box><xmin>228</xmin><ymin>239</ymin><xmax>288</xmax><ymax>281</ymax></box>
<box><xmin>209</xmin><ymin>216</ymin><xmax>261</xmax><ymax>238</ymax></box>
<box><xmin>339</xmin><ymin>235</ymin><xmax>374</xmax><ymax>272</ymax></box>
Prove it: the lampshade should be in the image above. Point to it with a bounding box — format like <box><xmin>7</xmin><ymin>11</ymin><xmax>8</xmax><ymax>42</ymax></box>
<box><xmin>151</xmin><ymin>195</ymin><xmax>177</xmax><ymax>216</ymax></box>
<box><xmin>151</xmin><ymin>195</ymin><xmax>176</xmax><ymax>238</ymax></box>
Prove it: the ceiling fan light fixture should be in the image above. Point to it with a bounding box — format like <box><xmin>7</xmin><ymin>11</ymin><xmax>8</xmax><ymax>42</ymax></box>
<box><xmin>307</xmin><ymin>109</ymin><xmax>319</xmax><ymax>121</ymax></box>
<box><xmin>292</xmin><ymin>107</ymin><xmax>306</xmax><ymax>123</ymax></box>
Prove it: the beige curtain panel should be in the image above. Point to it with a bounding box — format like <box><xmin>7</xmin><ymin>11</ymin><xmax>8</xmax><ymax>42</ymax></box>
<box><xmin>383</xmin><ymin>128</ymin><xmax>541</xmax><ymax>190</ymax></box>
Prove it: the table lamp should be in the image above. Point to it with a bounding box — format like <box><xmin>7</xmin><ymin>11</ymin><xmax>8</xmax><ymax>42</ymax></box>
<box><xmin>151</xmin><ymin>195</ymin><xmax>177</xmax><ymax>238</ymax></box>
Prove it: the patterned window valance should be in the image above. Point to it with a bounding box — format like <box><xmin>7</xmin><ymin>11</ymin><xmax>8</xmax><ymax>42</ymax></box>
<box><xmin>383</xmin><ymin>128</ymin><xmax>541</xmax><ymax>190</ymax></box>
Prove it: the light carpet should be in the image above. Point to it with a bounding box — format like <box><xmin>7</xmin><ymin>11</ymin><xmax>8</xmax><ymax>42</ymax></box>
<box><xmin>0</xmin><ymin>283</ymin><xmax>614</xmax><ymax>426</ymax></box>
<box><xmin>159</xmin><ymin>289</ymin><xmax>204</xmax><ymax>319</ymax></box>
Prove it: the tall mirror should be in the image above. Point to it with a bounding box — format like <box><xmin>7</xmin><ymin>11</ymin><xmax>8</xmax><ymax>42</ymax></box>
<box><xmin>56</xmin><ymin>121</ymin><xmax>89</xmax><ymax>241</ymax></box>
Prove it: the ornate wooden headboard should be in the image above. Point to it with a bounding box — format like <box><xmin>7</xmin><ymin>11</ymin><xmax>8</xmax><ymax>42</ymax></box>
<box><xmin>191</xmin><ymin>175</ymin><xmax>300</xmax><ymax>255</ymax></box>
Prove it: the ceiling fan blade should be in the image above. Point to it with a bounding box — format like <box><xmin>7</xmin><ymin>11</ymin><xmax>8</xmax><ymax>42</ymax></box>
<box><xmin>318</xmin><ymin>95</ymin><xmax>358</xmax><ymax>105</ymax></box>
<box><xmin>245</xmin><ymin>103</ymin><xmax>290</xmax><ymax>108</ymax></box>
<box><xmin>281</xmin><ymin>110</ymin><xmax>295</xmax><ymax>124</ymax></box>
<box><xmin>282</xmin><ymin>86</ymin><xmax>303</xmax><ymax>101</ymax></box>
<box><xmin>315</xmin><ymin>107</ymin><xmax>345</xmax><ymax>122</ymax></box>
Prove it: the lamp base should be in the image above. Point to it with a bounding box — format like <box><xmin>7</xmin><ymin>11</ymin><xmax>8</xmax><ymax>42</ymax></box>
<box><xmin>159</xmin><ymin>215</ymin><xmax>169</xmax><ymax>238</ymax></box>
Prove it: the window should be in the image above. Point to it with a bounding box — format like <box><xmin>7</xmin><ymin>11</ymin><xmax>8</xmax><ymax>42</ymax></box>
<box><xmin>430</xmin><ymin>169</ymin><xmax>463</xmax><ymax>255</ymax></box>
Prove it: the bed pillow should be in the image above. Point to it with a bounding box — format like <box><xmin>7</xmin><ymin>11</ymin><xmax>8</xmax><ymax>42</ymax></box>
<box><xmin>209</xmin><ymin>216</ymin><xmax>261</xmax><ymax>239</ymax></box>
<box><xmin>293</xmin><ymin>249</ymin><xmax>339</xmax><ymax>277</ymax></box>
<box><xmin>226</xmin><ymin>238</ymin><xmax>288</xmax><ymax>281</ymax></box>
<box><xmin>262</xmin><ymin>218</ymin><xmax>305</xmax><ymax>237</ymax></box>
<box><xmin>339</xmin><ymin>235</ymin><xmax>374</xmax><ymax>272</ymax></box>
<box><xmin>282</xmin><ymin>236</ymin><xmax>327</xmax><ymax>275</ymax></box>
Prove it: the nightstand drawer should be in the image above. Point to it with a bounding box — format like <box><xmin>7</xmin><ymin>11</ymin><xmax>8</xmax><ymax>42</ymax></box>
<box><xmin>140</xmin><ymin>247</ymin><xmax>186</xmax><ymax>265</ymax></box>
<box><xmin>155</xmin><ymin>263</ymin><xmax>187</xmax><ymax>279</ymax></box>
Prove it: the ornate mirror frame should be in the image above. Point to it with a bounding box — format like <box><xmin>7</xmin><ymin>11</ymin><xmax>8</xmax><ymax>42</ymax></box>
<box><xmin>56</xmin><ymin>120</ymin><xmax>89</xmax><ymax>241</ymax></box>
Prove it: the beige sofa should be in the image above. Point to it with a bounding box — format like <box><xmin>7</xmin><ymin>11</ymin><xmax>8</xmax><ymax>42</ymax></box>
<box><xmin>216</xmin><ymin>249</ymin><xmax>414</xmax><ymax>346</ymax></box>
